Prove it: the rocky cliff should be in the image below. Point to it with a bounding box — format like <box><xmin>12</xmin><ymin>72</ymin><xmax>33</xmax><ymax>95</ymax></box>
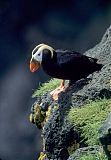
<box><xmin>30</xmin><ymin>25</ymin><xmax>111</xmax><ymax>160</ymax></box>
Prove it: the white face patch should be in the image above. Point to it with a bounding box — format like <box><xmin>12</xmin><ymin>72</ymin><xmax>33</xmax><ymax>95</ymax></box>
<box><xmin>32</xmin><ymin>49</ymin><xmax>43</xmax><ymax>63</ymax></box>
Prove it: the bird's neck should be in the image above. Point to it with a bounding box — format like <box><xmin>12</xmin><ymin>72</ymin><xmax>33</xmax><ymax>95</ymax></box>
<box><xmin>42</xmin><ymin>52</ymin><xmax>57</xmax><ymax>75</ymax></box>
<box><xmin>42</xmin><ymin>51</ymin><xmax>57</xmax><ymax>64</ymax></box>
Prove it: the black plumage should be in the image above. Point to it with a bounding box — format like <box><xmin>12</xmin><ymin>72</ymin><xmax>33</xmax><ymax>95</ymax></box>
<box><xmin>42</xmin><ymin>49</ymin><xmax>102</xmax><ymax>82</ymax></box>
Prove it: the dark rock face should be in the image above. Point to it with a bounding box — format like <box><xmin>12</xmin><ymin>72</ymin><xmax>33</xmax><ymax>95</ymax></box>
<box><xmin>99</xmin><ymin>113</ymin><xmax>111</xmax><ymax>159</ymax></box>
<box><xmin>99</xmin><ymin>113</ymin><xmax>111</xmax><ymax>135</ymax></box>
<box><xmin>30</xmin><ymin>26</ymin><xmax>111</xmax><ymax>159</ymax></box>
<box><xmin>69</xmin><ymin>26</ymin><xmax>111</xmax><ymax>107</ymax></box>
<box><xmin>42</xmin><ymin>105</ymin><xmax>79</xmax><ymax>160</ymax></box>
<box><xmin>30</xmin><ymin>94</ymin><xmax>81</xmax><ymax>159</ymax></box>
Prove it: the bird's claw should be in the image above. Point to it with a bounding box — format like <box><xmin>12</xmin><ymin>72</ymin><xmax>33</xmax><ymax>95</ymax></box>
<box><xmin>50</xmin><ymin>85</ymin><xmax>65</xmax><ymax>100</ymax></box>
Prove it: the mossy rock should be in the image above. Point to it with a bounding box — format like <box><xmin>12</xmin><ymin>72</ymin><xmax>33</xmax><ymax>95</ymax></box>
<box><xmin>29</xmin><ymin>103</ymin><xmax>46</xmax><ymax>129</ymax></box>
<box><xmin>32</xmin><ymin>79</ymin><xmax>61</xmax><ymax>98</ymax></box>
<box><xmin>67</xmin><ymin>99</ymin><xmax>111</xmax><ymax>145</ymax></box>
<box><xmin>68</xmin><ymin>146</ymin><xmax>107</xmax><ymax>160</ymax></box>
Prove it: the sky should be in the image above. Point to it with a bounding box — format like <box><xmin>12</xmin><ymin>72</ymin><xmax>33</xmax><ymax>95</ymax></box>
<box><xmin>0</xmin><ymin>0</ymin><xmax>111</xmax><ymax>159</ymax></box>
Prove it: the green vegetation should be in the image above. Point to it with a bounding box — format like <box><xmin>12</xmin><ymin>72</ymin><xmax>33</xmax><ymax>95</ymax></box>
<box><xmin>32</xmin><ymin>78</ymin><xmax>111</xmax><ymax>159</ymax></box>
<box><xmin>32</xmin><ymin>78</ymin><xmax>61</xmax><ymax>97</ymax></box>
<box><xmin>79</xmin><ymin>151</ymin><xmax>107</xmax><ymax>160</ymax></box>
<box><xmin>68</xmin><ymin>99</ymin><xmax>111</xmax><ymax>145</ymax></box>
<box><xmin>38</xmin><ymin>152</ymin><xmax>48</xmax><ymax>160</ymax></box>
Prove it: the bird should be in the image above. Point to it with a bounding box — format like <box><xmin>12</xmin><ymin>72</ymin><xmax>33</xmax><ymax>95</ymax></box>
<box><xmin>30</xmin><ymin>43</ymin><xmax>103</xmax><ymax>100</ymax></box>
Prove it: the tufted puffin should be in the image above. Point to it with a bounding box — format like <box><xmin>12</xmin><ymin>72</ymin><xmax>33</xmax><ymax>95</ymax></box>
<box><xmin>30</xmin><ymin>44</ymin><xmax>103</xmax><ymax>100</ymax></box>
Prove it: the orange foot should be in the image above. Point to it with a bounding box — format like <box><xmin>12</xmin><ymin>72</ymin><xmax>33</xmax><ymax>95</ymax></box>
<box><xmin>50</xmin><ymin>80</ymin><xmax>65</xmax><ymax>100</ymax></box>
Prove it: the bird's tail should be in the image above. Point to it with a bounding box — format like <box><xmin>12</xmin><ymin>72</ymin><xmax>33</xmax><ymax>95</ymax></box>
<box><xmin>88</xmin><ymin>57</ymin><xmax>103</xmax><ymax>71</ymax></box>
<box><xmin>95</xmin><ymin>63</ymin><xmax>103</xmax><ymax>71</ymax></box>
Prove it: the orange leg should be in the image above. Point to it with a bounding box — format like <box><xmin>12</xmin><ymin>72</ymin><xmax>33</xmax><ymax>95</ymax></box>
<box><xmin>50</xmin><ymin>80</ymin><xmax>65</xmax><ymax>100</ymax></box>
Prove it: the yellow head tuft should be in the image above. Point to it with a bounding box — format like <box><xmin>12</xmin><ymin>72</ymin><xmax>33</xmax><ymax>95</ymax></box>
<box><xmin>32</xmin><ymin>43</ymin><xmax>54</xmax><ymax>58</ymax></box>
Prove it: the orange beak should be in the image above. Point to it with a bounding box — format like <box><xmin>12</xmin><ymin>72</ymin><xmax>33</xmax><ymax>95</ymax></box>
<box><xmin>30</xmin><ymin>60</ymin><xmax>40</xmax><ymax>72</ymax></box>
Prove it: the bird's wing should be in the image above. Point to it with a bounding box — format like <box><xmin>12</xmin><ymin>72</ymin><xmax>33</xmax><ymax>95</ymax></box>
<box><xmin>56</xmin><ymin>50</ymin><xmax>91</xmax><ymax>66</ymax></box>
<box><xmin>55</xmin><ymin>49</ymin><xmax>99</xmax><ymax>72</ymax></box>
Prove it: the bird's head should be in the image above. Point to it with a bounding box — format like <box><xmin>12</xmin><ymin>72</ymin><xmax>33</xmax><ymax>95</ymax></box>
<box><xmin>30</xmin><ymin>43</ymin><xmax>54</xmax><ymax>72</ymax></box>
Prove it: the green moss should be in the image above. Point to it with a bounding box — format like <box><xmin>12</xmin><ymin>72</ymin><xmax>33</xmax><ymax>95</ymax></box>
<box><xmin>32</xmin><ymin>78</ymin><xmax>61</xmax><ymax>97</ymax></box>
<box><xmin>79</xmin><ymin>151</ymin><xmax>107</xmax><ymax>160</ymax></box>
<box><xmin>29</xmin><ymin>104</ymin><xmax>46</xmax><ymax>129</ymax></box>
<box><xmin>38</xmin><ymin>152</ymin><xmax>47</xmax><ymax>160</ymax></box>
<box><xmin>68</xmin><ymin>99</ymin><xmax>111</xmax><ymax>145</ymax></box>
<box><xmin>68</xmin><ymin>142</ymin><xmax>79</xmax><ymax>155</ymax></box>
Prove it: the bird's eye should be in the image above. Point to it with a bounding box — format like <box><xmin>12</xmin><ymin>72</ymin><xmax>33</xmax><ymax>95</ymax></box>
<box><xmin>38</xmin><ymin>53</ymin><xmax>40</xmax><ymax>56</ymax></box>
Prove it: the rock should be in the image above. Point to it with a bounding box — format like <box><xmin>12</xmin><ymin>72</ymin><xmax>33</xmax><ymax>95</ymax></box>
<box><xmin>30</xmin><ymin>25</ymin><xmax>111</xmax><ymax>159</ymax></box>
<box><xmin>42</xmin><ymin>106</ymin><xmax>80</xmax><ymax>160</ymax></box>
<box><xmin>57</xmin><ymin>26</ymin><xmax>111</xmax><ymax>109</ymax></box>
<box><xmin>68</xmin><ymin>146</ymin><xmax>105</xmax><ymax>160</ymax></box>
<box><xmin>99</xmin><ymin>112</ymin><xmax>111</xmax><ymax>159</ymax></box>
<box><xmin>99</xmin><ymin>112</ymin><xmax>111</xmax><ymax>135</ymax></box>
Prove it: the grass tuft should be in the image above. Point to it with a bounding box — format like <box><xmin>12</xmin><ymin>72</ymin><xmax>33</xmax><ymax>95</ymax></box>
<box><xmin>68</xmin><ymin>99</ymin><xmax>111</xmax><ymax>145</ymax></box>
<box><xmin>32</xmin><ymin>78</ymin><xmax>61</xmax><ymax>98</ymax></box>
<box><xmin>79</xmin><ymin>151</ymin><xmax>107</xmax><ymax>160</ymax></box>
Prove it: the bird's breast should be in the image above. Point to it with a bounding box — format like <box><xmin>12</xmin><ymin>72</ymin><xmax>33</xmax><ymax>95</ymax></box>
<box><xmin>42</xmin><ymin>62</ymin><xmax>62</xmax><ymax>78</ymax></box>
<box><xmin>42</xmin><ymin>61</ymin><xmax>76</xmax><ymax>80</ymax></box>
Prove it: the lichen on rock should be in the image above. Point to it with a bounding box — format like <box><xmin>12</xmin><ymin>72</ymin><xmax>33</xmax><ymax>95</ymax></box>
<box><xmin>30</xmin><ymin>25</ymin><xmax>111</xmax><ymax>159</ymax></box>
<box><xmin>68</xmin><ymin>146</ymin><xmax>107</xmax><ymax>160</ymax></box>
